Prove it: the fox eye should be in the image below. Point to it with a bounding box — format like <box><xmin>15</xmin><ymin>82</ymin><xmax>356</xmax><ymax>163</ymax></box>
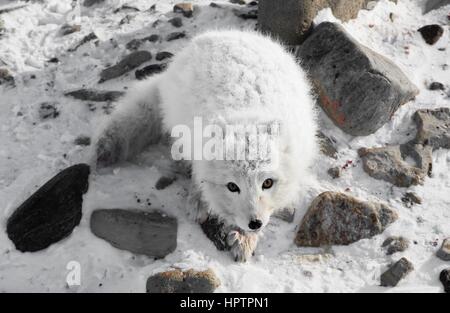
<box><xmin>227</xmin><ymin>182</ymin><xmax>240</xmax><ymax>193</ymax></box>
<box><xmin>262</xmin><ymin>178</ymin><xmax>274</xmax><ymax>190</ymax></box>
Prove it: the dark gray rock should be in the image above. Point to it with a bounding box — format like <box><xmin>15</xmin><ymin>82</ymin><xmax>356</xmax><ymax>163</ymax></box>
<box><xmin>74</xmin><ymin>136</ymin><xmax>91</xmax><ymax>146</ymax></box>
<box><xmin>235</xmin><ymin>8</ymin><xmax>258</xmax><ymax>19</ymax></box>
<box><xmin>295</xmin><ymin>191</ymin><xmax>397</xmax><ymax>247</ymax></box>
<box><xmin>126</xmin><ymin>34</ymin><xmax>160</xmax><ymax>50</ymax></box>
<box><xmin>401</xmin><ymin>192</ymin><xmax>422</xmax><ymax>207</ymax></box>
<box><xmin>380</xmin><ymin>257</ymin><xmax>414</xmax><ymax>287</ymax></box>
<box><xmin>298</xmin><ymin>22</ymin><xmax>418</xmax><ymax>136</ymax></box>
<box><xmin>382</xmin><ymin>236</ymin><xmax>409</xmax><ymax>255</ymax></box>
<box><xmin>437</xmin><ymin>238</ymin><xmax>450</xmax><ymax>261</ymax></box>
<box><xmin>113</xmin><ymin>4</ymin><xmax>140</xmax><ymax>13</ymax></box>
<box><xmin>0</xmin><ymin>68</ymin><xmax>15</xmax><ymax>87</ymax></box>
<box><xmin>65</xmin><ymin>89</ymin><xmax>125</xmax><ymax>102</ymax></box>
<box><xmin>258</xmin><ymin>0</ymin><xmax>397</xmax><ymax>44</ymax></box>
<box><xmin>90</xmin><ymin>209</ymin><xmax>177</xmax><ymax>258</ymax></box>
<box><xmin>358</xmin><ymin>143</ymin><xmax>433</xmax><ymax>187</ymax></box>
<box><xmin>273</xmin><ymin>207</ymin><xmax>295</xmax><ymax>223</ymax></box>
<box><xmin>84</xmin><ymin>0</ymin><xmax>105</xmax><ymax>7</ymax></box>
<box><xmin>412</xmin><ymin>108</ymin><xmax>450</xmax><ymax>150</ymax></box>
<box><xmin>60</xmin><ymin>24</ymin><xmax>81</xmax><ymax>36</ymax></box>
<box><xmin>317</xmin><ymin>131</ymin><xmax>338</xmax><ymax>159</ymax></box>
<box><xmin>169</xmin><ymin>17</ymin><xmax>183</xmax><ymax>28</ymax></box>
<box><xmin>327</xmin><ymin>166</ymin><xmax>341</xmax><ymax>179</ymax></box>
<box><xmin>155</xmin><ymin>176</ymin><xmax>176</xmax><ymax>190</ymax></box>
<box><xmin>6</xmin><ymin>164</ymin><xmax>90</xmax><ymax>252</ymax></box>
<box><xmin>38</xmin><ymin>102</ymin><xmax>60</xmax><ymax>119</ymax></box>
<box><xmin>68</xmin><ymin>32</ymin><xmax>98</xmax><ymax>52</ymax></box>
<box><xmin>100</xmin><ymin>51</ymin><xmax>152</xmax><ymax>82</ymax></box>
<box><xmin>156</xmin><ymin>51</ymin><xmax>174</xmax><ymax>61</ymax></box>
<box><xmin>429</xmin><ymin>82</ymin><xmax>445</xmax><ymax>90</ymax></box>
<box><xmin>440</xmin><ymin>268</ymin><xmax>450</xmax><ymax>293</ymax></box>
<box><xmin>423</xmin><ymin>0</ymin><xmax>450</xmax><ymax>14</ymax></box>
<box><xmin>135</xmin><ymin>63</ymin><xmax>167</xmax><ymax>80</ymax></box>
<box><xmin>173</xmin><ymin>3</ymin><xmax>194</xmax><ymax>18</ymax></box>
<box><xmin>418</xmin><ymin>24</ymin><xmax>444</xmax><ymax>45</ymax></box>
<box><xmin>166</xmin><ymin>32</ymin><xmax>186</xmax><ymax>41</ymax></box>
<box><xmin>146</xmin><ymin>268</ymin><xmax>220</xmax><ymax>293</ymax></box>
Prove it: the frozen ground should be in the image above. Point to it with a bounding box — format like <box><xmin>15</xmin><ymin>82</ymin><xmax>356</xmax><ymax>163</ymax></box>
<box><xmin>0</xmin><ymin>0</ymin><xmax>449</xmax><ymax>292</ymax></box>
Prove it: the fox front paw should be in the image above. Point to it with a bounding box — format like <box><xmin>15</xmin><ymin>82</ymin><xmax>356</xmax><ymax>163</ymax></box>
<box><xmin>227</xmin><ymin>230</ymin><xmax>259</xmax><ymax>262</ymax></box>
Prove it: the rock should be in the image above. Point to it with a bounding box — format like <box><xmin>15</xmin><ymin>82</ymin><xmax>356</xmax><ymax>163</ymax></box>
<box><xmin>173</xmin><ymin>3</ymin><xmax>194</xmax><ymax>18</ymax></box>
<box><xmin>327</xmin><ymin>166</ymin><xmax>341</xmax><ymax>179</ymax></box>
<box><xmin>358</xmin><ymin>143</ymin><xmax>433</xmax><ymax>187</ymax></box>
<box><xmin>60</xmin><ymin>24</ymin><xmax>81</xmax><ymax>36</ymax></box>
<box><xmin>113</xmin><ymin>4</ymin><xmax>140</xmax><ymax>13</ymax></box>
<box><xmin>156</xmin><ymin>51</ymin><xmax>174</xmax><ymax>61</ymax></box>
<box><xmin>65</xmin><ymin>89</ymin><xmax>125</xmax><ymax>102</ymax></box>
<box><xmin>68</xmin><ymin>32</ymin><xmax>98</xmax><ymax>52</ymax></box>
<box><xmin>126</xmin><ymin>34</ymin><xmax>160</xmax><ymax>50</ymax></box>
<box><xmin>436</xmin><ymin>238</ymin><xmax>450</xmax><ymax>261</ymax></box>
<box><xmin>47</xmin><ymin>57</ymin><xmax>59</xmax><ymax>63</ymax></box>
<box><xmin>258</xmin><ymin>0</ymin><xmax>397</xmax><ymax>45</ymax></box>
<box><xmin>84</xmin><ymin>0</ymin><xmax>105</xmax><ymax>7</ymax></box>
<box><xmin>74</xmin><ymin>136</ymin><xmax>91</xmax><ymax>146</ymax></box>
<box><xmin>295</xmin><ymin>191</ymin><xmax>398</xmax><ymax>247</ymax></box>
<box><xmin>169</xmin><ymin>17</ymin><xmax>183</xmax><ymax>28</ymax></box>
<box><xmin>273</xmin><ymin>207</ymin><xmax>295</xmax><ymax>223</ymax></box>
<box><xmin>423</xmin><ymin>0</ymin><xmax>450</xmax><ymax>14</ymax></box>
<box><xmin>418</xmin><ymin>24</ymin><xmax>444</xmax><ymax>45</ymax></box>
<box><xmin>146</xmin><ymin>268</ymin><xmax>220</xmax><ymax>293</ymax></box>
<box><xmin>230</xmin><ymin>0</ymin><xmax>247</xmax><ymax>4</ymax></box>
<box><xmin>6</xmin><ymin>164</ymin><xmax>90</xmax><ymax>252</ymax></box>
<box><xmin>380</xmin><ymin>257</ymin><xmax>414</xmax><ymax>287</ymax></box>
<box><xmin>429</xmin><ymin>82</ymin><xmax>445</xmax><ymax>91</ymax></box>
<box><xmin>298</xmin><ymin>22</ymin><xmax>418</xmax><ymax>136</ymax></box>
<box><xmin>440</xmin><ymin>268</ymin><xmax>450</xmax><ymax>293</ymax></box>
<box><xmin>135</xmin><ymin>63</ymin><xmax>167</xmax><ymax>80</ymax></box>
<box><xmin>382</xmin><ymin>236</ymin><xmax>409</xmax><ymax>255</ymax></box>
<box><xmin>317</xmin><ymin>131</ymin><xmax>338</xmax><ymax>159</ymax></box>
<box><xmin>38</xmin><ymin>102</ymin><xmax>60</xmax><ymax>119</ymax></box>
<box><xmin>0</xmin><ymin>68</ymin><xmax>15</xmax><ymax>87</ymax></box>
<box><xmin>401</xmin><ymin>192</ymin><xmax>422</xmax><ymax>207</ymax></box>
<box><xmin>155</xmin><ymin>176</ymin><xmax>176</xmax><ymax>190</ymax></box>
<box><xmin>236</xmin><ymin>9</ymin><xmax>258</xmax><ymax>19</ymax></box>
<box><xmin>90</xmin><ymin>209</ymin><xmax>177</xmax><ymax>258</ymax></box>
<box><xmin>100</xmin><ymin>51</ymin><xmax>152</xmax><ymax>82</ymax></box>
<box><xmin>166</xmin><ymin>32</ymin><xmax>186</xmax><ymax>41</ymax></box>
<box><xmin>412</xmin><ymin>108</ymin><xmax>450</xmax><ymax>150</ymax></box>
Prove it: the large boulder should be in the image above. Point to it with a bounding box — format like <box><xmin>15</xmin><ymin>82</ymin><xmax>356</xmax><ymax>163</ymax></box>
<box><xmin>297</xmin><ymin>22</ymin><xmax>418</xmax><ymax>136</ymax></box>
<box><xmin>295</xmin><ymin>191</ymin><xmax>397</xmax><ymax>247</ymax></box>
<box><xmin>146</xmin><ymin>268</ymin><xmax>220</xmax><ymax>293</ymax></box>
<box><xmin>7</xmin><ymin>164</ymin><xmax>90</xmax><ymax>252</ymax></box>
<box><xmin>90</xmin><ymin>209</ymin><xmax>177</xmax><ymax>258</ymax></box>
<box><xmin>358</xmin><ymin>143</ymin><xmax>433</xmax><ymax>187</ymax></box>
<box><xmin>258</xmin><ymin>0</ymin><xmax>397</xmax><ymax>44</ymax></box>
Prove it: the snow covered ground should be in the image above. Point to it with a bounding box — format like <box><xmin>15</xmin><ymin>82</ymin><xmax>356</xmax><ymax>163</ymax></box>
<box><xmin>0</xmin><ymin>0</ymin><xmax>449</xmax><ymax>292</ymax></box>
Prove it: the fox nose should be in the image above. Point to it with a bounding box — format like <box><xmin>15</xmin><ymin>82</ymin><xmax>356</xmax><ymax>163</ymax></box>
<box><xmin>248</xmin><ymin>219</ymin><xmax>263</xmax><ymax>230</ymax></box>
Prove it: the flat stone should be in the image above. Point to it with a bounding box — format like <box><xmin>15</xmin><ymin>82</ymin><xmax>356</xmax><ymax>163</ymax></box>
<box><xmin>68</xmin><ymin>32</ymin><xmax>98</xmax><ymax>52</ymax></box>
<box><xmin>418</xmin><ymin>24</ymin><xmax>444</xmax><ymax>45</ymax></box>
<box><xmin>295</xmin><ymin>191</ymin><xmax>398</xmax><ymax>247</ymax></box>
<box><xmin>126</xmin><ymin>34</ymin><xmax>160</xmax><ymax>50</ymax></box>
<box><xmin>60</xmin><ymin>24</ymin><xmax>81</xmax><ymax>36</ymax></box>
<box><xmin>173</xmin><ymin>3</ymin><xmax>194</xmax><ymax>18</ymax></box>
<box><xmin>90</xmin><ymin>209</ymin><xmax>177</xmax><ymax>258</ymax></box>
<box><xmin>429</xmin><ymin>82</ymin><xmax>445</xmax><ymax>90</ymax></box>
<box><xmin>358</xmin><ymin>143</ymin><xmax>433</xmax><ymax>187</ymax></box>
<box><xmin>380</xmin><ymin>257</ymin><xmax>414</xmax><ymax>287</ymax></box>
<box><xmin>169</xmin><ymin>17</ymin><xmax>183</xmax><ymax>28</ymax></box>
<box><xmin>83</xmin><ymin>0</ymin><xmax>105</xmax><ymax>7</ymax></box>
<box><xmin>7</xmin><ymin>164</ymin><xmax>90</xmax><ymax>252</ymax></box>
<box><xmin>298</xmin><ymin>22</ymin><xmax>418</xmax><ymax>136</ymax></box>
<box><xmin>258</xmin><ymin>0</ymin><xmax>397</xmax><ymax>44</ymax></box>
<box><xmin>382</xmin><ymin>236</ymin><xmax>409</xmax><ymax>255</ymax></box>
<box><xmin>65</xmin><ymin>89</ymin><xmax>125</xmax><ymax>102</ymax></box>
<box><xmin>440</xmin><ymin>268</ymin><xmax>450</xmax><ymax>293</ymax></box>
<box><xmin>412</xmin><ymin>108</ymin><xmax>450</xmax><ymax>150</ymax></box>
<box><xmin>155</xmin><ymin>176</ymin><xmax>176</xmax><ymax>190</ymax></box>
<box><xmin>135</xmin><ymin>63</ymin><xmax>167</xmax><ymax>80</ymax></box>
<box><xmin>146</xmin><ymin>268</ymin><xmax>220</xmax><ymax>293</ymax></box>
<box><xmin>100</xmin><ymin>51</ymin><xmax>152</xmax><ymax>82</ymax></box>
<box><xmin>437</xmin><ymin>238</ymin><xmax>450</xmax><ymax>261</ymax></box>
<box><xmin>155</xmin><ymin>51</ymin><xmax>174</xmax><ymax>61</ymax></box>
<box><xmin>166</xmin><ymin>32</ymin><xmax>186</xmax><ymax>41</ymax></box>
<box><xmin>74</xmin><ymin>136</ymin><xmax>91</xmax><ymax>146</ymax></box>
<box><xmin>38</xmin><ymin>102</ymin><xmax>60</xmax><ymax>119</ymax></box>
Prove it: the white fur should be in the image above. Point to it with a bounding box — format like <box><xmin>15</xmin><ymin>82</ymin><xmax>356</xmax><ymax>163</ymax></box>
<box><xmin>94</xmin><ymin>30</ymin><xmax>318</xmax><ymax>262</ymax></box>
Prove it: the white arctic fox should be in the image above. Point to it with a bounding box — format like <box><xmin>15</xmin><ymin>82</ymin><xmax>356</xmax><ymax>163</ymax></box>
<box><xmin>94</xmin><ymin>30</ymin><xmax>318</xmax><ymax>262</ymax></box>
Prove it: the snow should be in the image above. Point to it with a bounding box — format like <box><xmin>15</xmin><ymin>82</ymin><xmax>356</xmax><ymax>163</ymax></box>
<box><xmin>0</xmin><ymin>0</ymin><xmax>449</xmax><ymax>292</ymax></box>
